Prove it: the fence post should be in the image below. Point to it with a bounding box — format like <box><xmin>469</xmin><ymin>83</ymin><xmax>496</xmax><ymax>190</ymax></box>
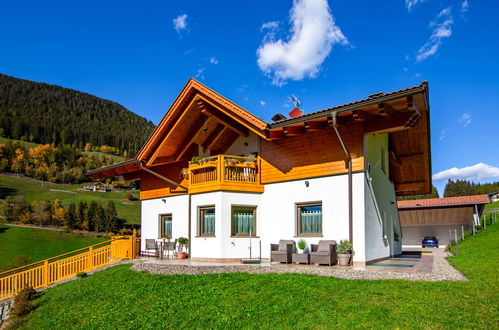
<box><xmin>454</xmin><ymin>229</ymin><xmax>458</xmax><ymax>256</ymax></box>
<box><xmin>462</xmin><ymin>225</ymin><xmax>464</xmax><ymax>241</ymax></box>
<box><xmin>88</xmin><ymin>247</ymin><xmax>94</xmax><ymax>271</ymax></box>
<box><xmin>42</xmin><ymin>260</ymin><xmax>49</xmax><ymax>287</ymax></box>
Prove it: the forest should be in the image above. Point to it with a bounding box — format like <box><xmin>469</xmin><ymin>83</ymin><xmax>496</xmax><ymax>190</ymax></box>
<box><xmin>0</xmin><ymin>140</ymin><xmax>116</xmax><ymax>183</ymax></box>
<box><xmin>0</xmin><ymin>73</ymin><xmax>155</xmax><ymax>156</ymax></box>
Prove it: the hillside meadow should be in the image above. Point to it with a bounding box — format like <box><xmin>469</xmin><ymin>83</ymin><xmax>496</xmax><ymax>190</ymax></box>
<box><xmin>0</xmin><ymin>224</ymin><xmax>105</xmax><ymax>272</ymax></box>
<box><xmin>0</xmin><ymin>174</ymin><xmax>140</xmax><ymax>225</ymax></box>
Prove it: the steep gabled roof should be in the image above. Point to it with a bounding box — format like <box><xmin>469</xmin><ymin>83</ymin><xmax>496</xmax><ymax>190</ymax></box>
<box><xmin>136</xmin><ymin>78</ymin><xmax>267</xmax><ymax>163</ymax></box>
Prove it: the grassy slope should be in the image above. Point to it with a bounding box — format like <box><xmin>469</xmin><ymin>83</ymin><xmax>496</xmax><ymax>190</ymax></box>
<box><xmin>484</xmin><ymin>200</ymin><xmax>499</xmax><ymax>210</ymax></box>
<box><xmin>0</xmin><ymin>224</ymin><xmax>105</xmax><ymax>272</ymax></box>
<box><xmin>0</xmin><ymin>137</ymin><xmax>39</xmax><ymax>148</ymax></box>
<box><xmin>21</xmin><ymin>226</ymin><xmax>498</xmax><ymax>328</ymax></box>
<box><xmin>0</xmin><ymin>174</ymin><xmax>140</xmax><ymax>224</ymax></box>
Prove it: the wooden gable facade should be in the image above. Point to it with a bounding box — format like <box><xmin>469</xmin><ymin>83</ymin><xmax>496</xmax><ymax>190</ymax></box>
<box><xmin>88</xmin><ymin>79</ymin><xmax>431</xmax><ymax>199</ymax></box>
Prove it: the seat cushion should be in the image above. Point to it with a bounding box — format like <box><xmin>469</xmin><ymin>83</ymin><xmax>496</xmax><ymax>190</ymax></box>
<box><xmin>317</xmin><ymin>240</ymin><xmax>336</xmax><ymax>252</ymax></box>
<box><xmin>278</xmin><ymin>240</ymin><xmax>295</xmax><ymax>251</ymax></box>
<box><xmin>271</xmin><ymin>250</ymin><xmax>287</xmax><ymax>255</ymax></box>
<box><xmin>311</xmin><ymin>251</ymin><xmax>330</xmax><ymax>256</ymax></box>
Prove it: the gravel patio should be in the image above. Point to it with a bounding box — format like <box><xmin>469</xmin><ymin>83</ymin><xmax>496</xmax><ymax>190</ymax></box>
<box><xmin>132</xmin><ymin>248</ymin><xmax>466</xmax><ymax>282</ymax></box>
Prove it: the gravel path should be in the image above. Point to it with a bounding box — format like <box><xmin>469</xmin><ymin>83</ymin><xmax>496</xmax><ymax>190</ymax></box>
<box><xmin>132</xmin><ymin>249</ymin><xmax>466</xmax><ymax>282</ymax></box>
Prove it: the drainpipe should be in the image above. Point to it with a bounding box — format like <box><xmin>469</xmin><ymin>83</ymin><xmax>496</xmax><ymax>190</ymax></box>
<box><xmin>331</xmin><ymin>112</ymin><xmax>353</xmax><ymax>244</ymax></box>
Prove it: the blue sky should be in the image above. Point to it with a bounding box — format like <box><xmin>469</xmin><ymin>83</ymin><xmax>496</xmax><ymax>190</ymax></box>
<box><xmin>1</xmin><ymin>0</ymin><xmax>498</xmax><ymax>195</ymax></box>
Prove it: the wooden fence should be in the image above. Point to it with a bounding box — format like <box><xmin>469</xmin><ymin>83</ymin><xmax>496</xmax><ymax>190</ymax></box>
<box><xmin>0</xmin><ymin>235</ymin><xmax>137</xmax><ymax>301</ymax></box>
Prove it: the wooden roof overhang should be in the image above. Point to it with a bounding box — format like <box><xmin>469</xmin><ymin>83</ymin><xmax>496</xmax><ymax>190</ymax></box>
<box><xmin>268</xmin><ymin>82</ymin><xmax>431</xmax><ymax>196</ymax></box>
<box><xmin>136</xmin><ymin>78</ymin><xmax>268</xmax><ymax>167</ymax></box>
<box><xmin>86</xmin><ymin>159</ymin><xmax>142</xmax><ymax>180</ymax></box>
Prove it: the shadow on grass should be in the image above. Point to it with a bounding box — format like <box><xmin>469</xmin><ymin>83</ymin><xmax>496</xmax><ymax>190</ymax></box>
<box><xmin>0</xmin><ymin>185</ymin><xmax>17</xmax><ymax>199</ymax></box>
<box><xmin>0</xmin><ymin>226</ymin><xmax>11</xmax><ymax>234</ymax></box>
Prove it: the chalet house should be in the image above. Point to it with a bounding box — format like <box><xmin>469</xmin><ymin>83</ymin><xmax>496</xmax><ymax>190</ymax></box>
<box><xmin>88</xmin><ymin>78</ymin><xmax>431</xmax><ymax>265</ymax></box>
<box><xmin>83</xmin><ymin>182</ymin><xmax>109</xmax><ymax>192</ymax></box>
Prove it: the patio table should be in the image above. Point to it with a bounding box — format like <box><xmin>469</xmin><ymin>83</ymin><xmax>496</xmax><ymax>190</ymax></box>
<box><xmin>292</xmin><ymin>253</ymin><xmax>310</xmax><ymax>265</ymax></box>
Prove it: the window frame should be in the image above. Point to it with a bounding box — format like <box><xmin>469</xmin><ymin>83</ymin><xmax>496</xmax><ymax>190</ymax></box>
<box><xmin>296</xmin><ymin>201</ymin><xmax>323</xmax><ymax>237</ymax></box>
<box><xmin>159</xmin><ymin>213</ymin><xmax>172</xmax><ymax>239</ymax></box>
<box><xmin>198</xmin><ymin>205</ymin><xmax>216</xmax><ymax>237</ymax></box>
<box><xmin>230</xmin><ymin>205</ymin><xmax>257</xmax><ymax>238</ymax></box>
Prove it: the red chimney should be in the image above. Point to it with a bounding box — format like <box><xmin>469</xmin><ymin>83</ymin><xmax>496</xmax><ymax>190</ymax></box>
<box><xmin>288</xmin><ymin>107</ymin><xmax>303</xmax><ymax>118</ymax></box>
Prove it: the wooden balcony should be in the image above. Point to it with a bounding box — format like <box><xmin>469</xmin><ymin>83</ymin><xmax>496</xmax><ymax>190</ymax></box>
<box><xmin>188</xmin><ymin>155</ymin><xmax>264</xmax><ymax>194</ymax></box>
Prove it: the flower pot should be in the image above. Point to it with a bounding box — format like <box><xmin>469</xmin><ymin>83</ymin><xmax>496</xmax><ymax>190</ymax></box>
<box><xmin>178</xmin><ymin>252</ymin><xmax>187</xmax><ymax>259</ymax></box>
<box><xmin>338</xmin><ymin>253</ymin><xmax>351</xmax><ymax>266</ymax></box>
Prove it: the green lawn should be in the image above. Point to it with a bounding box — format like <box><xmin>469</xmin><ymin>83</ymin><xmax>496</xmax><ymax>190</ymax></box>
<box><xmin>0</xmin><ymin>174</ymin><xmax>140</xmax><ymax>224</ymax></box>
<box><xmin>19</xmin><ymin>225</ymin><xmax>498</xmax><ymax>328</ymax></box>
<box><xmin>0</xmin><ymin>224</ymin><xmax>105</xmax><ymax>272</ymax></box>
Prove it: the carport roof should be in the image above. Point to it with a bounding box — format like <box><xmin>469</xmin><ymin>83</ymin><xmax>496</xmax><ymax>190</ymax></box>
<box><xmin>398</xmin><ymin>195</ymin><xmax>491</xmax><ymax>209</ymax></box>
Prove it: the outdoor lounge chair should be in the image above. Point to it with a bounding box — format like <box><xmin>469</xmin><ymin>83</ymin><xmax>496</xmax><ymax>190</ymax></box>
<box><xmin>143</xmin><ymin>239</ymin><xmax>159</xmax><ymax>257</ymax></box>
<box><xmin>310</xmin><ymin>240</ymin><xmax>337</xmax><ymax>266</ymax></box>
<box><xmin>270</xmin><ymin>240</ymin><xmax>297</xmax><ymax>264</ymax></box>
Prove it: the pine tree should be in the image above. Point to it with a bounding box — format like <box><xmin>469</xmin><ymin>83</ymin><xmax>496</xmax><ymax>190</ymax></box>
<box><xmin>67</xmin><ymin>203</ymin><xmax>77</xmax><ymax>229</ymax></box>
<box><xmin>105</xmin><ymin>201</ymin><xmax>118</xmax><ymax>232</ymax></box>
<box><xmin>94</xmin><ymin>205</ymin><xmax>106</xmax><ymax>232</ymax></box>
<box><xmin>85</xmin><ymin>201</ymin><xmax>98</xmax><ymax>231</ymax></box>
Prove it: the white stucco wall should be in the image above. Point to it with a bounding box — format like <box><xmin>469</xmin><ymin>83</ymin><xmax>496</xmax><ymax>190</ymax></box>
<box><xmin>140</xmin><ymin>172</ymin><xmax>372</xmax><ymax>262</ymax></box>
<box><xmin>364</xmin><ymin>134</ymin><xmax>402</xmax><ymax>261</ymax></box>
<box><xmin>224</xmin><ymin>132</ymin><xmax>259</xmax><ymax>157</ymax></box>
<box><xmin>140</xmin><ymin>194</ymin><xmax>189</xmax><ymax>250</ymax></box>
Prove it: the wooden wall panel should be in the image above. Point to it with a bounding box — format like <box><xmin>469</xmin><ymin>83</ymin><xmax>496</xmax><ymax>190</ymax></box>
<box><xmin>260</xmin><ymin>124</ymin><xmax>364</xmax><ymax>184</ymax></box>
<box><xmin>399</xmin><ymin>206</ymin><xmax>474</xmax><ymax>225</ymax></box>
<box><xmin>139</xmin><ymin>161</ymin><xmax>189</xmax><ymax>200</ymax></box>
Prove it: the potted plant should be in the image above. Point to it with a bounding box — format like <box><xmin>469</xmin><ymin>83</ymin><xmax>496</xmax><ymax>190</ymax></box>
<box><xmin>297</xmin><ymin>239</ymin><xmax>308</xmax><ymax>254</ymax></box>
<box><xmin>189</xmin><ymin>156</ymin><xmax>201</xmax><ymax>165</ymax></box>
<box><xmin>336</xmin><ymin>240</ymin><xmax>353</xmax><ymax>266</ymax></box>
<box><xmin>177</xmin><ymin>237</ymin><xmax>189</xmax><ymax>259</ymax></box>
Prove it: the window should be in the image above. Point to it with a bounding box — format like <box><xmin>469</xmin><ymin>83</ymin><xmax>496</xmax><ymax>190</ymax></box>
<box><xmin>198</xmin><ymin>206</ymin><xmax>215</xmax><ymax>236</ymax></box>
<box><xmin>231</xmin><ymin>206</ymin><xmax>256</xmax><ymax>237</ymax></box>
<box><xmin>297</xmin><ymin>202</ymin><xmax>322</xmax><ymax>236</ymax></box>
<box><xmin>159</xmin><ymin>214</ymin><xmax>172</xmax><ymax>238</ymax></box>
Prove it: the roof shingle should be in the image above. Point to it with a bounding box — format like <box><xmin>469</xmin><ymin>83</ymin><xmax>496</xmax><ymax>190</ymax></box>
<box><xmin>397</xmin><ymin>195</ymin><xmax>491</xmax><ymax>208</ymax></box>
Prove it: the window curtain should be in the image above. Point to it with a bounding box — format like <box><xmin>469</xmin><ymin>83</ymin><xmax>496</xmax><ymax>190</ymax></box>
<box><xmin>300</xmin><ymin>208</ymin><xmax>322</xmax><ymax>234</ymax></box>
<box><xmin>233</xmin><ymin>210</ymin><xmax>254</xmax><ymax>235</ymax></box>
<box><xmin>162</xmin><ymin>217</ymin><xmax>172</xmax><ymax>237</ymax></box>
<box><xmin>203</xmin><ymin>211</ymin><xmax>215</xmax><ymax>234</ymax></box>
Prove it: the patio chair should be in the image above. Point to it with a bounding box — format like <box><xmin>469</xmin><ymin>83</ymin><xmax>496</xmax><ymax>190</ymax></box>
<box><xmin>163</xmin><ymin>239</ymin><xmax>177</xmax><ymax>259</ymax></box>
<box><xmin>270</xmin><ymin>240</ymin><xmax>296</xmax><ymax>264</ymax></box>
<box><xmin>310</xmin><ymin>240</ymin><xmax>337</xmax><ymax>266</ymax></box>
<box><xmin>142</xmin><ymin>239</ymin><xmax>159</xmax><ymax>258</ymax></box>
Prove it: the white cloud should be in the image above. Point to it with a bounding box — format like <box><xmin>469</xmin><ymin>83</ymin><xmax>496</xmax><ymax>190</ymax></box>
<box><xmin>261</xmin><ymin>21</ymin><xmax>279</xmax><ymax>31</ymax></box>
<box><xmin>439</xmin><ymin>129</ymin><xmax>446</xmax><ymax>141</ymax></box>
<box><xmin>433</xmin><ymin>163</ymin><xmax>499</xmax><ymax>182</ymax></box>
<box><xmin>257</xmin><ymin>0</ymin><xmax>348</xmax><ymax>86</ymax></box>
<box><xmin>405</xmin><ymin>0</ymin><xmax>427</xmax><ymax>11</ymax></box>
<box><xmin>461</xmin><ymin>0</ymin><xmax>469</xmax><ymax>13</ymax></box>
<box><xmin>416</xmin><ymin>7</ymin><xmax>454</xmax><ymax>62</ymax></box>
<box><xmin>260</xmin><ymin>100</ymin><xmax>266</xmax><ymax>106</ymax></box>
<box><xmin>458</xmin><ymin>112</ymin><xmax>472</xmax><ymax>127</ymax></box>
<box><xmin>195</xmin><ymin>67</ymin><xmax>205</xmax><ymax>80</ymax></box>
<box><xmin>209</xmin><ymin>57</ymin><xmax>219</xmax><ymax>65</ymax></box>
<box><xmin>173</xmin><ymin>14</ymin><xmax>188</xmax><ymax>34</ymax></box>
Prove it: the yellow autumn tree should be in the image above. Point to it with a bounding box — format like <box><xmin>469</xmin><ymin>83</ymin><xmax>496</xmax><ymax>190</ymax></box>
<box><xmin>52</xmin><ymin>199</ymin><xmax>67</xmax><ymax>226</ymax></box>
